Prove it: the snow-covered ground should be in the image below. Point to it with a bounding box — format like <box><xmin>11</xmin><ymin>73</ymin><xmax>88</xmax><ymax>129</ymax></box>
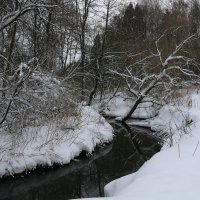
<box><xmin>80</xmin><ymin>91</ymin><xmax>200</xmax><ymax>200</ymax></box>
<box><xmin>0</xmin><ymin>106</ymin><xmax>113</xmax><ymax>178</ymax></box>
<box><xmin>95</xmin><ymin>93</ymin><xmax>161</xmax><ymax>119</ymax></box>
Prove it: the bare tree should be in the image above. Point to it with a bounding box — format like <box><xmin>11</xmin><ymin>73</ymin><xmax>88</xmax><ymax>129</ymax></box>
<box><xmin>110</xmin><ymin>31</ymin><xmax>199</xmax><ymax>122</ymax></box>
<box><xmin>72</xmin><ymin>0</ymin><xmax>95</xmax><ymax>99</ymax></box>
<box><xmin>0</xmin><ymin>0</ymin><xmax>58</xmax><ymax>130</ymax></box>
<box><xmin>87</xmin><ymin>0</ymin><xmax>118</xmax><ymax>105</ymax></box>
<box><xmin>0</xmin><ymin>0</ymin><xmax>56</xmax><ymax>32</ymax></box>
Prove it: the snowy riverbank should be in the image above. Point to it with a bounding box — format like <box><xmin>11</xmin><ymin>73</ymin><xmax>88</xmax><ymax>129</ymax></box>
<box><xmin>82</xmin><ymin>92</ymin><xmax>200</xmax><ymax>200</ymax></box>
<box><xmin>0</xmin><ymin>106</ymin><xmax>113</xmax><ymax>178</ymax></box>
<box><xmin>94</xmin><ymin>93</ymin><xmax>161</xmax><ymax>120</ymax></box>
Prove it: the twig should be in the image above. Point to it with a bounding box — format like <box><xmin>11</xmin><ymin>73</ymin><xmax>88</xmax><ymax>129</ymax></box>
<box><xmin>193</xmin><ymin>140</ymin><xmax>199</xmax><ymax>156</ymax></box>
<box><xmin>178</xmin><ymin>144</ymin><xmax>181</xmax><ymax>158</ymax></box>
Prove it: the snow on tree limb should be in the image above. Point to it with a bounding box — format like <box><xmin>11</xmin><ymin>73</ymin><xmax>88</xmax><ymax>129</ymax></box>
<box><xmin>0</xmin><ymin>3</ymin><xmax>57</xmax><ymax>32</ymax></box>
<box><xmin>109</xmin><ymin>33</ymin><xmax>200</xmax><ymax>122</ymax></box>
<box><xmin>156</xmin><ymin>33</ymin><xmax>197</xmax><ymax>68</ymax></box>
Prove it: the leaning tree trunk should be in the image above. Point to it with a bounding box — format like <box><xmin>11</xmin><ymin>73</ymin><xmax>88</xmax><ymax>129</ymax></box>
<box><xmin>122</xmin><ymin>77</ymin><xmax>159</xmax><ymax>122</ymax></box>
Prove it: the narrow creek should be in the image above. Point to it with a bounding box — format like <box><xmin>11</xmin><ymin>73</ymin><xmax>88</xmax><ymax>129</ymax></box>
<box><xmin>0</xmin><ymin>122</ymin><xmax>161</xmax><ymax>200</ymax></box>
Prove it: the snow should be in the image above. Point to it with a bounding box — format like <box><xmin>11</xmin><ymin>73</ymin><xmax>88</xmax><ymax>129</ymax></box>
<box><xmin>0</xmin><ymin>106</ymin><xmax>113</xmax><ymax>178</ymax></box>
<box><xmin>99</xmin><ymin>93</ymin><xmax>160</xmax><ymax>119</ymax></box>
<box><xmin>78</xmin><ymin>91</ymin><xmax>200</xmax><ymax>200</ymax></box>
<box><xmin>127</xmin><ymin>120</ymin><xmax>151</xmax><ymax>128</ymax></box>
<box><xmin>28</xmin><ymin>71</ymin><xmax>64</xmax><ymax>99</ymax></box>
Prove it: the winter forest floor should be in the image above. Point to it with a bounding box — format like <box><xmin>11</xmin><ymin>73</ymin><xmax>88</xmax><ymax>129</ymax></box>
<box><xmin>0</xmin><ymin>105</ymin><xmax>113</xmax><ymax>178</ymax></box>
<box><xmin>1</xmin><ymin>78</ymin><xmax>200</xmax><ymax>200</ymax></box>
<box><xmin>2</xmin><ymin>0</ymin><xmax>200</xmax><ymax>199</ymax></box>
<box><xmin>80</xmin><ymin>91</ymin><xmax>200</xmax><ymax>200</ymax></box>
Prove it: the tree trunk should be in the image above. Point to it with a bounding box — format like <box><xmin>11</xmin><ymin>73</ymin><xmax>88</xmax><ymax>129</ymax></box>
<box><xmin>122</xmin><ymin>78</ymin><xmax>158</xmax><ymax>122</ymax></box>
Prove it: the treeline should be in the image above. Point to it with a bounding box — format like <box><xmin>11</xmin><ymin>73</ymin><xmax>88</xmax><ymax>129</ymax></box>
<box><xmin>0</xmin><ymin>0</ymin><xmax>200</xmax><ymax>105</ymax></box>
<box><xmin>105</xmin><ymin>0</ymin><xmax>200</xmax><ymax>71</ymax></box>
<box><xmin>88</xmin><ymin>0</ymin><xmax>200</xmax><ymax>104</ymax></box>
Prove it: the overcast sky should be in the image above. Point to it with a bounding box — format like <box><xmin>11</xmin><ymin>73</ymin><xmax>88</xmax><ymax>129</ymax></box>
<box><xmin>88</xmin><ymin>0</ymin><xmax>189</xmax><ymax>40</ymax></box>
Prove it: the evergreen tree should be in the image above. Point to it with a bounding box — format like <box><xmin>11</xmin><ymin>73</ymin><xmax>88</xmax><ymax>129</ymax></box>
<box><xmin>133</xmin><ymin>3</ymin><xmax>146</xmax><ymax>36</ymax></box>
<box><xmin>122</xmin><ymin>3</ymin><xmax>134</xmax><ymax>33</ymax></box>
<box><xmin>90</xmin><ymin>33</ymin><xmax>102</xmax><ymax>69</ymax></box>
<box><xmin>87</xmin><ymin>33</ymin><xmax>102</xmax><ymax>106</ymax></box>
<box><xmin>190</xmin><ymin>0</ymin><xmax>200</xmax><ymax>34</ymax></box>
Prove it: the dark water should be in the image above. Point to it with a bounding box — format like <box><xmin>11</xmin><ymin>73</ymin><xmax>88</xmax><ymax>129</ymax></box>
<box><xmin>0</xmin><ymin>122</ymin><xmax>161</xmax><ymax>200</ymax></box>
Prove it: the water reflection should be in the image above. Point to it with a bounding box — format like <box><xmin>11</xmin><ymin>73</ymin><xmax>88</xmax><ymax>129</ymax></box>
<box><xmin>0</xmin><ymin>122</ymin><xmax>161</xmax><ymax>200</ymax></box>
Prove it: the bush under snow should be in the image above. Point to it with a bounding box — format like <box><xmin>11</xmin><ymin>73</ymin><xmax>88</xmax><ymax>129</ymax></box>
<box><xmin>0</xmin><ymin>106</ymin><xmax>113</xmax><ymax>178</ymax></box>
<box><xmin>0</xmin><ymin>66</ymin><xmax>113</xmax><ymax>178</ymax></box>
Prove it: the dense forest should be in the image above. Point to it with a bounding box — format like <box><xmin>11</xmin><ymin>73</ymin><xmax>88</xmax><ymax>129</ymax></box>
<box><xmin>1</xmin><ymin>1</ymin><xmax>200</xmax><ymax>199</ymax></box>
<box><xmin>0</xmin><ymin>0</ymin><xmax>200</xmax><ymax>136</ymax></box>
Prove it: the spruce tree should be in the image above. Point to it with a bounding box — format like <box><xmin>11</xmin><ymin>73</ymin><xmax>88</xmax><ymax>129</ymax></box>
<box><xmin>122</xmin><ymin>3</ymin><xmax>134</xmax><ymax>33</ymax></box>
<box><xmin>90</xmin><ymin>33</ymin><xmax>102</xmax><ymax>69</ymax></box>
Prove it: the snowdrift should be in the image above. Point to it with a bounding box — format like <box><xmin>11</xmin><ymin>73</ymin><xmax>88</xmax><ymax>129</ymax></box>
<box><xmin>82</xmin><ymin>92</ymin><xmax>200</xmax><ymax>200</ymax></box>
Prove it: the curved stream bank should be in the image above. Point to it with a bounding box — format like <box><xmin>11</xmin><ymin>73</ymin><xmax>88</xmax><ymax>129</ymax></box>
<box><xmin>0</xmin><ymin>122</ymin><xmax>161</xmax><ymax>200</ymax></box>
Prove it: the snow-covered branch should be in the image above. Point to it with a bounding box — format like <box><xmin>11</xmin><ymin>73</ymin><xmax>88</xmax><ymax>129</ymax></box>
<box><xmin>109</xmin><ymin>33</ymin><xmax>200</xmax><ymax>122</ymax></box>
<box><xmin>0</xmin><ymin>3</ymin><xmax>57</xmax><ymax>32</ymax></box>
<box><xmin>162</xmin><ymin>34</ymin><xmax>196</xmax><ymax>67</ymax></box>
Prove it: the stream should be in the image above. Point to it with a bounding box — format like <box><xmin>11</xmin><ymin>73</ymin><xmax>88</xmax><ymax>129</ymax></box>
<box><xmin>0</xmin><ymin>122</ymin><xmax>161</xmax><ymax>200</ymax></box>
